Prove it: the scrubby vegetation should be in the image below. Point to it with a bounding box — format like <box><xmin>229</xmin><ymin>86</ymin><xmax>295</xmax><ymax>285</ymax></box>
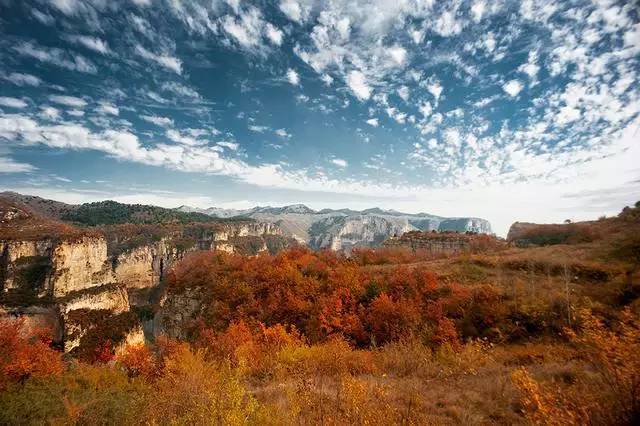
<box><xmin>1</xmin><ymin>202</ymin><xmax>639</xmax><ymax>424</ymax></box>
<box><xmin>60</xmin><ymin>200</ymin><xmax>224</xmax><ymax>226</ymax></box>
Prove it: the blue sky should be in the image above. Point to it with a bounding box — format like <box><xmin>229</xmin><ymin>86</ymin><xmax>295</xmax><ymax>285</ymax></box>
<box><xmin>0</xmin><ymin>0</ymin><xmax>638</xmax><ymax>235</ymax></box>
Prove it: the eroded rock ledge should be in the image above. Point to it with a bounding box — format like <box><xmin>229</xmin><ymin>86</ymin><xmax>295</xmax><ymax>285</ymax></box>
<box><xmin>0</xmin><ymin>222</ymin><xmax>288</xmax><ymax>354</ymax></box>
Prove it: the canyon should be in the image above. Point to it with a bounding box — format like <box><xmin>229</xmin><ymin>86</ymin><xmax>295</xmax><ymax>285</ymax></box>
<box><xmin>0</xmin><ymin>193</ymin><xmax>290</xmax><ymax>355</ymax></box>
<box><xmin>0</xmin><ymin>192</ymin><xmax>495</xmax><ymax>356</ymax></box>
<box><xmin>179</xmin><ymin>204</ymin><xmax>493</xmax><ymax>251</ymax></box>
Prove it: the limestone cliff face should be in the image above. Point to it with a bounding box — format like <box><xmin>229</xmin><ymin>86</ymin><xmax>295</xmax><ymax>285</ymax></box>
<box><xmin>113</xmin><ymin>243</ymin><xmax>174</xmax><ymax>290</ymax></box>
<box><xmin>309</xmin><ymin>216</ymin><xmax>413</xmax><ymax>251</ymax></box>
<box><xmin>384</xmin><ymin>234</ymin><xmax>471</xmax><ymax>254</ymax></box>
<box><xmin>0</xmin><ymin>220</ymin><xmax>288</xmax><ymax>353</ymax></box>
<box><xmin>210</xmin><ymin>222</ymin><xmax>281</xmax><ymax>242</ymax></box>
<box><xmin>383</xmin><ymin>231</ymin><xmax>504</xmax><ymax>255</ymax></box>
<box><xmin>1</xmin><ymin>222</ymin><xmax>285</xmax><ymax>296</ymax></box>
<box><xmin>0</xmin><ymin>239</ymin><xmax>54</xmax><ymax>294</ymax></box>
<box><xmin>58</xmin><ymin>284</ymin><xmax>130</xmax><ymax>352</ymax></box>
<box><xmin>153</xmin><ymin>287</ymin><xmax>204</xmax><ymax>340</ymax></box>
<box><xmin>59</xmin><ymin>284</ymin><xmax>129</xmax><ymax>315</ymax></box>
<box><xmin>50</xmin><ymin>237</ymin><xmax>115</xmax><ymax>297</ymax></box>
<box><xmin>112</xmin><ymin>222</ymin><xmax>284</xmax><ymax>290</ymax></box>
<box><xmin>0</xmin><ymin>237</ymin><xmax>113</xmax><ymax>298</ymax></box>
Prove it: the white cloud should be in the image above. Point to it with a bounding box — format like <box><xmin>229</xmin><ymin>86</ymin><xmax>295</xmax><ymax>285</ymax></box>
<box><xmin>49</xmin><ymin>95</ymin><xmax>87</xmax><ymax>108</ymax></box>
<box><xmin>95</xmin><ymin>103</ymin><xmax>119</xmax><ymax>116</ymax></box>
<box><xmin>434</xmin><ymin>10</ymin><xmax>464</xmax><ymax>37</ymax></box>
<box><xmin>217</xmin><ymin>141</ymin><xmax>239</xmax><ymax>150</ymax></box>
<box><xmin>66</xmin><ymin>109</ymin><xmax>84</xmax><ymax>117</ymax></box>
<box><xmin>265</xmin><ymin>23</ymin><xmax>284</xmax><ymax>46</ymax></box>
<box><xmin>502</xmin><ymin>79</ymin><xmax>523</xmax><ymax>97</ymax></box>
<box><xmin>279</xmin><ymin>0</ymin><xmax>312</xmax><ymax>23</ymax></box>
<box><xmin>397</xmin><ymin>86</ymin><xmax>410</xmax><ymax>101</ymax></box>
<box><xmin>248</xmin><ymin>125</ymin><xmax>269</xmax><ymax>133</ymax></box>
<box><xmin>4</xmin><ymin>73</ymin><xmax>42</xmax><ymax>86</ymax></box>
<box><xmin>385</xmin><ymin>107</ymin><xmax>407</xmax><ymax>124</ymax></box>
<box><xmin>275</xmin><ymin>128</ymin><xmax>291</xmax><ymax>138</ymax></box>
<box><xmin>0</xmin><ymin>156</ymin><xmax>36</xmax><ymax>173</ymax></box>
<box><xmin>388</xmin><ymin>45</ymin><xmax>407</xmax><ymax>66</ymax></box>
<box><xmin>141</xmin><ymin>115</ymin><xmax>174</xmax><ymax>127</ymax></box>
<box><xmin>13</xmin><ymin>41</ymin><xmax>97</xmax><ymax>74</ymax></box>
<box><xmin>321</xmin><ymin>74</ymin><xmax>334</xmax><ymax>85</ymax></box>
<box><xmin>32</xmin><ymin>9</ymin><xmax>54</xmax><ymax>25</ymax></box>
<box><xmin>410</xmin><ymin>28</ymin><xmax>424</xmax><ymax>44</ymax></box>
<box><xmin>346</xmin><ymin>70</ymin><xmax>371</xmax><ymax>101</ymax></box>
<box><xmin>518</xmin><ymin>51</ymin><xmax>540</xmax><ymax>81</ymax></box>
<box><xmin>221</xmin><ymin>6</ymin><xmax>270</xmax><ymax>51</ymax></box>
<box><xmin>471</xmin><ymin>1</ymin><xmax>486</xmax><ymax>22</ymax></box>
<box><xmin>40</xmin><ymin>106</ymin><xmax>60</xmax><ymax>120</ymax></box>
<box><xmin>161</xmin><ymin>82</ymin><xmax>201</xmax><ymax>99</ymax></box>
<box><xmin>443</xmin><ymin>128</ymin><xmax>462</xmax><ymax>147</ymax></box>
<box><xmin>427</xmin><ymin>81</ymin><xmax>443</xmax><ymax>102</ymax></box>
<box><xmin>286</xmin><ymin>68</ymin><xmax>300</xmax><ymax>85</ymax></box>
<box><xmin>366</xmin><ymin>118</ymin><xmax>379</xmax><ymax>127</ymax></box>
<box><xmin>67</xmin><ymin>35</ymin><xmax>111</xmax><ymax>55</ymax></box>
<box><xmin>166</xmin><ymin>129</ymin><xmax>206</xmax><ymax>146</ymax></box>
<box><xmin>0</xmin><ymin>97</ymin><xmax>28</xmax><ymax>109</ymax></box>
<box><xmin>419</xmin><ymin>102</ymin><xmax>432</xmax><ymax>118</ymax></box>
<box><xmin>50</xmin><ymin>0</ymin><xmax>82</xmax><ymax>15</ymax></box>
<box><xmin>556</xmin><ymin>106</ymin><xmax>581</xmax><ymax>125</ymax></box>
<box><xmin>331</xmin><ymin>158</ymin><xmax>348</xmax><ymax>167</ymax></box>
<box><xmin>135</xmin><ymin>45</ymin><xmax>182</xmax><ymax>74</ymax></box>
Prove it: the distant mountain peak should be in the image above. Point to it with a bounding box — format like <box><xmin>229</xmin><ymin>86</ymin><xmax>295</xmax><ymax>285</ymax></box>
<box><xmin>254</xmin><ymin>204</ymin><xmax>316</xmax><ymax>215</ymax></box>
<box><xmin>281</xmin><ymin>204</ymin><xmax>315</xmax><ymax>214</ymax></box>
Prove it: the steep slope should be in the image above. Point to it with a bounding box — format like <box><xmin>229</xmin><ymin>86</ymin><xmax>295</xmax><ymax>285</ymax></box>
<box><xmin>178</xmin><ymin>204</ymin><xmax>493</xmax><ymax>250</ymax></box>
<box><xmin>309</xmin><ymin>215</ymin><xmax>413</xmax><ymax>250</ymax></box>
<box><xmin>0</xmin><ymin>193</ymin><xmax>294</xmax><ymax>354</ymax></box>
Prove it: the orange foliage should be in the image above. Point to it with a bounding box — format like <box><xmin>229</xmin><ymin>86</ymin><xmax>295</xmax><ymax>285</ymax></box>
<box><xmin>194</xmin><ymin>320</ymin><xmax>303</xmax><ymax>374</ymax></box>
<box><xmin>367</xmin><ymin>293</ymin><xmax>421</xmax><ymax>345</ymax></box>
<box><xmin>117</xmin><ymin>344</ymin><xmax>158</xmax><ymax>379</ymax></box>
<box><xmin>513</xmin><ymin>308</ymin><xmax>640</xmax><ymax>424</ymax></box>
<box><xmin>168</xmin><ymin>248</ymin><xmax>504</xmax><ymax>350</ymax></box>
<box><xmin>0</xmin><ymin>319</ymin><xmax>62</xmax><ymax>389</ymax></box>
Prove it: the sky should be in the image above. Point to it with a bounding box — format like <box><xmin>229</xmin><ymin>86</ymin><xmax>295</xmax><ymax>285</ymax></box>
<box><xmin>0</xmin><ymin>0</ymin><xmax>638</xmax><ymax>236</ymax></box>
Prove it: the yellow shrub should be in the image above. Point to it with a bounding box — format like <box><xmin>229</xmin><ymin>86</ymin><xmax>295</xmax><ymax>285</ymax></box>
<box><xmin>145</xmin><ymin>346</ymin><xmax>274</xmax><ymax>425</ymax></box>
<box><xmin>276</xmin><ymin>337</ymin><xmax>375</xmax><ymax>378</ymax></box>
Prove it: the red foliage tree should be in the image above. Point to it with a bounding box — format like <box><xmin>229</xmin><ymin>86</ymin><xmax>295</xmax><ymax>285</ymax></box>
<box><xmin>0</xmin><ymin>319</ymin><xmax>63</xmax><ymax>389</ymax></box>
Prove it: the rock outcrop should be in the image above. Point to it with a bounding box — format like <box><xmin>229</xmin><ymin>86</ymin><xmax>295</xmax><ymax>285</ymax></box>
<box><xmin>1</xmin><ymin>196</ymin><xmax>289</xmax><ymax>354</ymax></box>
<box><xmin>180</xmin><ymin>204</ymin><xmax>493</xmax><ymax>251</ymax></box>
<box><xmin>51</xmin><ymin>236</ymin><xmax>115</xmax><ymax>297</ymax></box>
<box><xmin>309</xmin><ymin>215</ymin><xmax>413</xmax><ymax>251</ymax></box>
<box><xmin>384</xmin><ymin>230</ymin><xmax>505</xmax><ymax>255</ymax></box>
<box><xmin>153</xmin><ymin>287</ymin><xmax>204</xmax><ymax>340</ymax></box>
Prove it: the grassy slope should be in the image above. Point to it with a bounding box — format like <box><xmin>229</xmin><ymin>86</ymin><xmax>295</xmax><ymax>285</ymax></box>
<box><xmin>246</xmin><ymin>205</ymin><xmax>640</xmax><ymax>423</ymax></box>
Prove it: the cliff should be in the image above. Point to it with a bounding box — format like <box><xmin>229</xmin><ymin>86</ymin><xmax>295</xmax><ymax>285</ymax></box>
<box><xmin>188</xmin><ymin>203</ymin><xmax>494</xmax><ymax>251</ymax></box>
<box><xmin>0</xmin><ymin>196</ymin><xmax>290</xmax><ymax>355</ymax></box>
<box><xmin>309</xmin><ymin>215</ymin><xmax>413</xmax><ymax>251</ymax></box>
<box><xmin>384</xmin><ymin>230</ymin><xmax>505</xmax><ymax>254</ymax></box>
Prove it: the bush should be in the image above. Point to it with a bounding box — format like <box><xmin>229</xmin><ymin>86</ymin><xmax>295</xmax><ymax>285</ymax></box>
<box><xmin>512</xmin><ymin>308</ymin><xmax>640</xmax><ymax>424</ymax></box>
<box><xmin>0</xmin><ymin>319</ymin><xmax>62</xmax><ymax>389</ymax></box>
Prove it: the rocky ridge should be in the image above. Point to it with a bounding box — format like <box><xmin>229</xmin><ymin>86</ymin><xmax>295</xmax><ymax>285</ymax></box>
<box><xmin>178</xmin><ymin>204</ymin><xmax>493</xmax><ymax>250</ymax></box>
<box><xmin>0</xmin><ymin>194</ymin><xmax>290</xmax><ymax>354</ymax></box>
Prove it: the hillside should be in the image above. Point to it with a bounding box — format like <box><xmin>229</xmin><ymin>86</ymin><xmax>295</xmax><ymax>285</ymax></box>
<box><xmin>0</xmin><ymin>192</ymin><xmax>239</xmax><ymax>226</ymax></box>
<box><xmin>178</xmin><ymin>203</ymin><xmax>493</xmax><ymax>250</ymax></box>
<box><xmin>2</xmin><ymin>196</ymin><xmax>639</xmax><ymax>425</ymax></box>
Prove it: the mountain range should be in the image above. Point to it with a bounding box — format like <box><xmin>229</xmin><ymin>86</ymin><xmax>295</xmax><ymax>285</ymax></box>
<box><xmin>177</xmin><ymin>204</ymin><xmax>493</xmax><ymax>251</ymax></box>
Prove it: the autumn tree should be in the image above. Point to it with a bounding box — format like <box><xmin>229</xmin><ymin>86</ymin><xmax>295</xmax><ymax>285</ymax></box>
<box><xmin>0</xmin><ymin>319</ymin><xmax>62</xmax><ymax>389</ymax></box>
